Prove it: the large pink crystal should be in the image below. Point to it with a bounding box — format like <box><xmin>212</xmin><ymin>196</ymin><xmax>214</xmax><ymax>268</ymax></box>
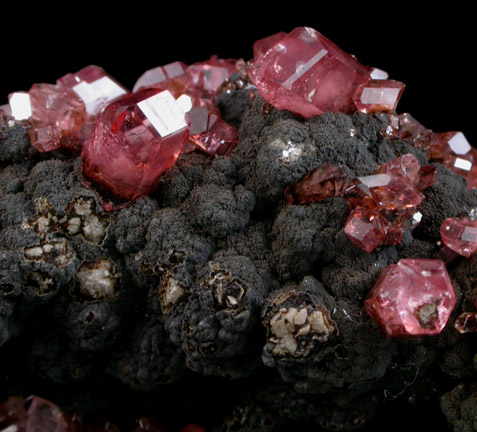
<box><xmin>253</xmin><ymin>31</ymin><xmax>287</xmax><ymax>61</ymax></box>
<box><xmin>28</xmin><ymin>83</ymin><xmax>87</xmax><ymax>152</ymax></box>
<box><xmin>82</xmin><ymin>88</ymin><xmax>190</xmax><ymax>208</ymax></box>
<box><xmin>440</xmin><ymin>217</ymin><xmax>477</xmax><ymax>258</ymax></box>
<box><xmin>364</xmin><ymin>259</ymin><xmax>457</xmax><ymax>337</ymax></box>
<box><xmin>248</xmin><ymin>27</ymin><xmax>371</xmax><ymax>118</ymax></box>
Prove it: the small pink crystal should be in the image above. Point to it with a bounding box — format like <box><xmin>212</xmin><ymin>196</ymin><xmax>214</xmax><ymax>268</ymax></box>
<box><xmin>416</xmin><ymin>165</ymin><xmax>437</xmax><ymax>191</ymax></box>
<box><xmin>185</xmin><ymin>56</ymin><xmax>237</xmax><ymax>98</ymax></box>
<box><xmin>133</xmin><ymin>61</ymin><xmax>187</xmax><ymax>92</ymax></box>
<box><xmin>82</xmin><ymin>88</ymin><xmax>190</xmax><ymax>207</ymax></box>
<box><xmin>284</xmin><ymin>163</ymin><xmax>348</xmax><ymax>204</ymax></box>
<box><xmin>28</xmin><ymin>83</ymin><xmax>86</xmax><ymax>152</ymax></box>
<box><xmin>344</xmin><ymin>208</ymin><xmax>386</xmax><ymax>253</ymax></box>
<box><xmin>440</xmin><ymin>217</ymin><xmax>477</xmax><ymax>258</ymax></box>
<box><xmin>248</xmin><ymin>27</ymin><xmax>370</xmax><ymax>118</ymax></box>
<box><xmin>253</xmin><ymin>31</ymin><xmax>287</xmax><ymax>60</ymax></box>
<box><xmin>353</xmin><ymin>79</ymin><xmax>405</xmax><ymax>113</ymax></box>
<box><xmin>24</xmin><ymin>397</ymin><xmax>69</xmax><ymax>432</ymax></box>
<box><xmin>364</xmin><ymin>259</ymin><xmax>457</xmax><ymax>337</ymax></box>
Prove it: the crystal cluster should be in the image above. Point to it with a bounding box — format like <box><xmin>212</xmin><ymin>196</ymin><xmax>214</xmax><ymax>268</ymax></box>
<box><xmin>365</xmin><ymin>259</ymin><xmax>457</xmax><ymax>337</ymax></box>
<box><xmin>248</xmin><ymin>27</ymin><xmax>405</xmax><ymax>117</ymax></box>
<box><xmin>286</xmin><ymin>154</ymin><xmax>435</xmax><ymax>253</ymax></box>
<box><xmin>380</xmin><ymin>113</ymin><xmax>476</xmax><ymax>189</ymax></box>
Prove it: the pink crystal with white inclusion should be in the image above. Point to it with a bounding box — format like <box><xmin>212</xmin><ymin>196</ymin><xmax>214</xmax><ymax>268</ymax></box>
<box><xmin>365</xmin><ymin>259</ymin><xmax>457</xmax><ymax>337</ymax></box>
<box><xmin>440</xmin><ymin>217</ymin><xmax>477</xmax><ymax>258</ymax></box>
<box><xmin>353</xmin><ymin>79</ymin><xmax>405</xmax><ymax>113</ymax></box>
<box><xmin>82</xmin><ymin>88</ymin><xmax>190</xmax><ymax>207</ymax></box>
<box><xmin>248</xmin><ymin>27</ymin><xmax>371</xmax><ymax>118</ymax></box>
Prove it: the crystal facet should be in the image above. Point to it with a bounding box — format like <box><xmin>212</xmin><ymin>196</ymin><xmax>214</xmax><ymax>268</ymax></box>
<box><xmin>82</xmin><ymin>88</ymin><xmax>190</xmax><ymax>207</ymax></box>
<box><xmin>364</xmin><ymin>259</ymin><xmax>457</xmax><ymax>337</ymax></box>
<box><xmin>248</xmin><ymin>27</ymin><xmax>371</xmax><ymax>117</ymax></box>
<box><xmin>344</xmin><ymin>208</ymin><xmax>386</xmax><ymax>253</ymax></box>
<box><xmin>8</xmin><ymin>91</ymin><xmax>32</xmax><ymax>120</ymax></box>
<box><xmin>454</xmin><ymin>312</ymin><xmax>477</xmax><ymax>333</ymax></box>
<box><xmin>440</xmin><ymin>217</ymin><xmax>477</xmax><ymax>258</ymax></box>
<box><xmin>253</xmin><ymin>31</ymin><xmax>287</xmax><ymax>60</ymax></box>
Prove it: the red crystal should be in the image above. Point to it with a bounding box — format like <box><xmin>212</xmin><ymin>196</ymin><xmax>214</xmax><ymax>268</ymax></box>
<box><xmin>344</xmin><ymin>208</ymin><xmax>386</xmax><ymax>253</ymax></box>
<box><xmin>24</xmin><ymin>397</ymin><xmax>69</xmax><ymax>432</ymax></box>
<box><xmin>253</xmin><ymin>31</ymin><xmax>287</xmax><ymax>60</ymax></box>
<box><xmin>364</xmin><ymin>259</ymin><xmax>457</xmax><ymax>337</ymax></box>
<box><xmin>248</xmin><ymin>27</ymin><xmax>371</xmax><ymax>118</ymax></box>
<box><xmin>133</xmin><ymin>61</ymin><xmax>187</xmax><ymax>92</ymax></box>
<box><xmin>416</xmin><ymin>165</ymin><xmax>437</xmax><ymax>191</ymax></box>
<box><xmin>454</xmin><ymin>312</ymin><xmax>477</xmax><ymax>333</ymax></box>
<box><xmin>353</xmin><ymin>79</ymin><xmax>405</xmax><ymax>113</ymax></box>
<box><xmin>179</xmin><ymin>424</ymin><xmax>206</xmax><ymax>432</ymax></box>
<box><xmin>378</xmin><ymin>153</ymin><xmax>421</xmax><ymax>187</ymax></box>
<box><xmin>28</xmin><ymin>83</ymin><xmax>86</xmax><ymax>152</ymax></box>
<box><xmin>284</xmin><ymin>163</ymin><xmax>348</xmax><ymax>204</ymax></box>
<box><xmin>81</xmin><ymin>88</ymin><xmax>190</xmax><ymax>207</ymax></box>
<box><xmin>440</xmin><ymin>217</ymin><xmax>477</xmax><ymax>258</ymax></box>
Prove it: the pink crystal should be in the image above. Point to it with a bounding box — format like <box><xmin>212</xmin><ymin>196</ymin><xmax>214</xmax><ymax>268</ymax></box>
<box><xmin>440</xmin><ymin>217</ymin><xmax>477</xmax><ymax>258</ymax></box>
<box><xmin>82</xmin><ymin>88</ymin><xmax>190</xmax><ymax>207</ymax></box>
<box><xmin>248</xmin><ymin>27</ymin><xmax>370</xmax><ymax>118</ymax></box>
<box><xmin>364</xmin><ymin>259</ymin><xmax>457</xmax><ymax>337</ymax></box>
<box><xmin>133</xmin><ymin>61</ymin><xmax>187</xmax><ymax>92</ymax></box>
<box><xmin>351</xmin><ymin>174</ymin><xmax>424</xmax><ymax>211</ymax></box>
<box><xmin>185</xmin><ymin>56</ymin><xmax>237</xmax><ymax>99</ymax></box>
<box><xmin>28</xmin><ymin>83</ymin><xmax>86</xmax><ymax>152</ymax></box>
<box><xmin>284</xmin><ymin>163</ymin><xmax>348</xmax><ymax>204</ymax></box>
<box><xmin>253</xmin><ymin>31</ymin><xmax>287</xmax><ymax>60</ymax></box>
<box><xmin>378</xmin><ymin>153</ymin><xmax>421</xmax><ymax>187</ymax></box>
<box><xmin>353</xmin><ymin>79</ymin><xmax>405</xmax><ymax>113</ymax></box>
<box><xmin>454</xmin><ymin>312</ymin><xmax>477</xmax><ymax>333</ymax></box>
<box><xmin>58</xmin><ymin>65</ymin><xmax>128</xmax><ymax>116</ymax></box>
<box><xmin>344</xmin><ymin>208</ymin><xmax>386</xmax><ymax>253</ymax></box>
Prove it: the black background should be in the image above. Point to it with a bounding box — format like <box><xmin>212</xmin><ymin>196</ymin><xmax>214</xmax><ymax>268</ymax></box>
<box><xmin>2</xmin><ymin>6</ymin><xmax>475</xmax><ymax>143</ymax></box>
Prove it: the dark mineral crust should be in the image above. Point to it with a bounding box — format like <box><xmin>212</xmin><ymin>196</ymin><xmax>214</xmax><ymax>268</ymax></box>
<box><xmin>2</xmin><ymin>32</ymin><xmax>477</xmax><ymax>432</ymax></box>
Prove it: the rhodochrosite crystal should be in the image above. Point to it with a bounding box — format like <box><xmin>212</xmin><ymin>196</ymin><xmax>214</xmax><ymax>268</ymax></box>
<box><xmin>440</xmin><ymin>217</ymin><xmax>477</xmax><ymax>258</ymax></box>
<box><xmin>133</xmin><ymin>61</ymin><xmax>187</xmax><ymax>92</ymax></box>
<box><xmin>28</xmin><ymin>83</ymin><xmax>86</xmax><ymax>152</ymax></box>
<box><xmin>82</xmin><ymin>88</ymin><xmax>190</xmax><ymax>208</ymax></box>
<box><xmin>248</xmin><ymin>27</ymin><xmax>401</xmax><ymax>117</ymax></box>
<box><xmin>365</xmin><ymin>259</ymin><xmax>457</xmax><ymax>337</ymax></box>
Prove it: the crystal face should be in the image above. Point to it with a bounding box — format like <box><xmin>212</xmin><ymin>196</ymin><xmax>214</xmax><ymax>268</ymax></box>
<box><xmin>440</xmin><ymin>217</ymin><xmax>477</xmax><ymax>258</ymax></box>
<box><xmin>253</xmin><ymin>31</ymin><xmax>287</xmax><ymax>60</ymax></box>
<box><xmin>248</xmin><ymin>27</ymin><xmax>373</xmax><ymax>118</ymax></box>
<box><xmin>81</xmin><ymin>88</ymin><xmax>190</xmax><ymax>208</ymax></box>
<box><xmin>364</xmin><ymin>259</ymin><xmax>457</xmax><ymax>337</ymax></box>
<box><xmin>8</xmin><ymin>91</ymin><xmax>32</xmax><ymax>120</ymax></box>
